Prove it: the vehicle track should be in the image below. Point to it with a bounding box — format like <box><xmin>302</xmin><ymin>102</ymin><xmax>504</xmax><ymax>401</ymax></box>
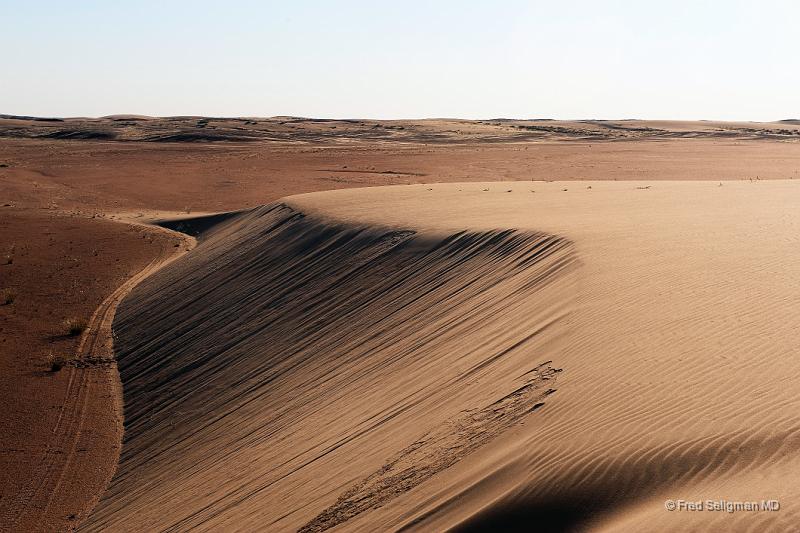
<box><xmin>4</xmin><ymin>219</ymin><xmax>194</xmax><ymax>532</ymax></box>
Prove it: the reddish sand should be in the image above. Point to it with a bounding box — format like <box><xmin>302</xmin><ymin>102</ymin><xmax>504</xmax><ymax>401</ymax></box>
<box><xmin>85</xmin><ymin>180</ymin><xmax>800</xmax><ymax>532</ymax></box>
<box><xmin>1</xmin><ymin>117</ymin><xmax>800</xmax><ymax>531</ymax></box>
<box><xmin>0</xmin><ymin>209</ymin><xmax>184</xmax><ymax>531</ymax></box>
<box><xmin>2</xmin><ymin>138</ymin><xmax>800</xmax><ymax>215</ymax></box>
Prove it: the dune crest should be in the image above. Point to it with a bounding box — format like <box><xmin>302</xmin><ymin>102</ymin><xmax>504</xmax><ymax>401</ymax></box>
<box><xmin>81</xmin><ymin>181</ymin><xmax>800</xmax><ymax>531</ymax></box>
<box><xmin>82</xmin><ymin>202</ymin><xmax>578</xmax><ymax>531</ymax></box>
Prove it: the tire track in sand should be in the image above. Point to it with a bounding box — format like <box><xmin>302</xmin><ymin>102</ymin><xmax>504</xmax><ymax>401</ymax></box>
<box><xmin>5</xmin><ymin>218</ymin><xmax>195</xmax><ymax>532</ymax></box>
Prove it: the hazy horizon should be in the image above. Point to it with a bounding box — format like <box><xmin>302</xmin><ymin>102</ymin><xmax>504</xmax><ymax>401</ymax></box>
<box><xmin>3</xmin><ymin>0</ymin><xmax>799</xmax><ymax>121</ymax></box>
<box><xmin>4</xmin><ymin>113</ymin><xmax>800</xmax><ymax>123</ymax></box>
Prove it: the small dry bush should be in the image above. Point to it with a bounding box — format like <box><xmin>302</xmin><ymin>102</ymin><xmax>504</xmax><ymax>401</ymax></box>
<box><xmin>64</xmin><ymin>317</ymin><xmax>88</xmax><ymax>337</ymax></box>
<box><xmin>47</xmin><ymin>352</ymin><xmax>72</xmax><ymax>372</ymax></box>
<box><xmin>1</xmin><ymin>289</ymin><xmax>14</xmax><ymax>305</ymax></box>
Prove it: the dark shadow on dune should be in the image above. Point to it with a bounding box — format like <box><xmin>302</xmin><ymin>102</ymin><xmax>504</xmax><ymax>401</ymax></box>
<box><xmin>155</xmin><ymin>210</ymin><xmax>244</xmax><ymax>238</ymax></box>
<box><xmin>82</xmin><ymin>202</ymin><xmax>580</xmax><ymax>531</ymax></box>
<box><xmin>451</xmin><ymin>499</ymin><xmax>596</xmax><ymax>533</ymax></box>
<box><xmin>143</xmin><ymin>132</ymin><xmax>260</xmax><ymax>142</ymax></box>
<box><xmin>300</xmin><ymin>363</ymin><xmax>562</xmax><ymax>532</ymax></box>
<box><xmin>401</xmin><ymin>427</ymin><xmax>800</xmax><ymax>533</ymax></box>
<box><xmin>40</xmin><ymin>129</ymin><xmax>116</xmax><ymax>140</ymax></box>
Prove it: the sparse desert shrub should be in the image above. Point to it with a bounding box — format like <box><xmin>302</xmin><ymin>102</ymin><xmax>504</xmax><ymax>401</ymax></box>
<box><xmin>47</xmin><ymin>352</ymin><xmax>72</xmax><ymax>372</ymax></box>
<box><xmin>1</xmin><ymin>290</ymin><xmax>15</xmax><ymax>305</ymax></box>
<box><xmin>64</xmin><ymin>317</ymin><xmax>88</xmax><ymax>337</ymax></box>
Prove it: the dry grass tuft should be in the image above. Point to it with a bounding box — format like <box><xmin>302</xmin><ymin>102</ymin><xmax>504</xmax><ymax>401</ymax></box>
<box><xmin>64</xmin><ymin>317</ymin><xmax>88</xmax><ymax>337</ymax></box>
<box><xmin>47</xmin><ymin>352</ymin><xmax>72</xmax><ymax>372</ymax></box>
<box><xmin>1</xmin><ymin>289</ymin><xmax>14</xmax><ymax>305</ymax></box>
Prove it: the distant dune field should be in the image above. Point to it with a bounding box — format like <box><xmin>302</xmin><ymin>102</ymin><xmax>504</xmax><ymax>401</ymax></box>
<box><xmin>2</xmin><ymin>114</ymin><xmax>800</xmax><ymax>144</ymax></box>
<box><xmin>78</xmin><ymin>180</ymin><xmax>800</xmax><ymax>531</ymax></box>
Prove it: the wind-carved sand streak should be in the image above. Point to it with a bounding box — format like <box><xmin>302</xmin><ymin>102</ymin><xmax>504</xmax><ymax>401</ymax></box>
<box><xmin>300</xmin><ymin>361</ymin><xmax>563</xmax><ymax>532</ymax></box>
<box><xmin>10</xmin><ymin>179</ymin><xmax>800</xmax><ymax>533</ymax></box>
<box><xmin>81</xmin><ymin>202</ymin><xmax>578</xmax><ymax>532</ymax></box>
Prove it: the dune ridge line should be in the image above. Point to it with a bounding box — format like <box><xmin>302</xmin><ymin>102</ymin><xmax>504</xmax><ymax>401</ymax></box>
<box><xmin>80</xmin><ymin>201</ymin><xmax>579</xmax><ymax>531</ymax></box>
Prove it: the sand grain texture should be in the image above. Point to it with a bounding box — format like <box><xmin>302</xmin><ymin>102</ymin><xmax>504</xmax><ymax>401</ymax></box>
<box><xmin>0</xmin><ymin>211</ymin><xmax>187</xmax><ymax>532</ymax></box>
<box><xmin>5</xmin><ymin>119</ymin><xmax>800</xmax><ymax>531</ymax></box>
<box><xmin>79</xmin><ymin>180</ymin><xmax>800</xmax><ymax>531</ymax></box>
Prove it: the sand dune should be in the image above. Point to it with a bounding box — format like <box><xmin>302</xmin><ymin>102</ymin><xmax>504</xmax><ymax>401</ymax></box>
<box><xmin>83</xmin><ymin>203</ymin><xmax>577</xmax><ymax>531</ymax></box>
<box><xmin>77</xmin><ymin>180</ymin><xmax>800</xmax><ymax>531</ymax></box>
<box><xmin>7</xmin><ymin>121</ymin><xmax>800</xmax><ymax>531</ymax></box>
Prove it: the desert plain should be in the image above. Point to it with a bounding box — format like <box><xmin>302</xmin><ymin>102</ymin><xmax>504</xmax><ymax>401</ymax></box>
<box><xmin>2</xmin><ymin>115</ymin><xmax>800</xmax><ymax>531</ymax></box>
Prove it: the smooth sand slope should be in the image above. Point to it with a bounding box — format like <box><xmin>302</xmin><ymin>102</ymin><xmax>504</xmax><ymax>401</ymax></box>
<box><xmin>80</xmin><ymin>180</ymin><xmax>800</xmax><ymax>531</ymax></box>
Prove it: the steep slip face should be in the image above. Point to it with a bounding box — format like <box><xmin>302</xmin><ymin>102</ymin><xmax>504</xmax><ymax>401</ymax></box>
<box><xmin>82</xmin><ymin>203</ymin><xmax>579</xmax><ymax>531</ymax></box>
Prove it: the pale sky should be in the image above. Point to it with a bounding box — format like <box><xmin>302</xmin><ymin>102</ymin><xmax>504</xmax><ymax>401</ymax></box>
<box><xmin>2</xmin><ymin>0</ymin><xmax>798</xmax><ymax>120</ymax></box>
